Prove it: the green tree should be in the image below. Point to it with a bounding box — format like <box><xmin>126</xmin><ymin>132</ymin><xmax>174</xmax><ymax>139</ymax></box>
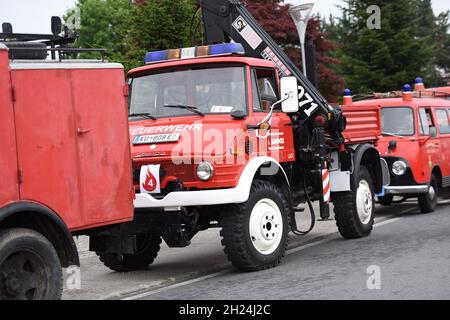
<box><xmin>333</xmin><ymin>0</ymin><xmax>437</xmax><ymax>93</ymax></box>
<box><xmin>66</xmin><ymin>0</ymin><xmax>132</xmax><ymax>68</ymax></box>
<box><xmin>126</xmin><ymin>0</ymin><xmax>199</xmax><ymax>70</ymax></box>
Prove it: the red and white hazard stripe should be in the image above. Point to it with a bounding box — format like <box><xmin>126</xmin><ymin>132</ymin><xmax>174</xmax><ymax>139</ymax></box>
<box><xmin>322</xmin><ymin>167</ymin><xmax>331</xmax><ymax>203</ymax></box>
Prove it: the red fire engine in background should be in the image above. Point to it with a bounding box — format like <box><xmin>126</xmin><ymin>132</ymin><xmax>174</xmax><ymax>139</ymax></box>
<box><xmin>343</xmin><ymin>78</ymin><xmax>450</xmax><ymax>213</ymax></box>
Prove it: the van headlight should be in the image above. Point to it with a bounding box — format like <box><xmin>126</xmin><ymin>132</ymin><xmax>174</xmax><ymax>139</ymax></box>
<box><xmin>197</xmin><ymin>162</ymin><xmax>214</xmax><ymax>181</ymax></box>
<box><xmin>392</xmin><ymin>161</ymin><xmax>407</xmax><ymax>176</ymax></box>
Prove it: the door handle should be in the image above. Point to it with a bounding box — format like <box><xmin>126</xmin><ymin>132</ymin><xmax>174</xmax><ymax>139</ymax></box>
<box><xmin>77</xmin><ymin>128</ymin><xmax>91</xmax><ymax>135</ymax></box>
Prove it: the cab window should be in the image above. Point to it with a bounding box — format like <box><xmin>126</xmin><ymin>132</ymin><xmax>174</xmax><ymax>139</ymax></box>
<box><xmin>252</xmin><ymin>69</ymin><xmax>279</xmax><ymax>113</ymax></box>
<box><xmin>435</xmin><ymin>109</ymin><xmax>450</xmax><ymax>134</ymax></box>
<box><xmin>419</xmin><ymin>108</ymin><xmax>435</xmax><ymax>135</ymax></box>
<box><xmin>381</xmin><ymin>107</ymin><xmax>414</xmax><ymax>136</ymax></box>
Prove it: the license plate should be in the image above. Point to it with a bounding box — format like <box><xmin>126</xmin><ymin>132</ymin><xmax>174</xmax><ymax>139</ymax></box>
<box><xmin>133</xmin><ymin>133</ymin><xmax>181</xmax><ymax>145</ymax></box>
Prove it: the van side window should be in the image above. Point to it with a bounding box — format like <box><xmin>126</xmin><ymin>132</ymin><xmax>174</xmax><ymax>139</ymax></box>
<box><xmin>435</xmin><ymin>109</ymin><xmax>450</xmax><ymax>134</ymax></box>
<box><xmin>418</xmin><ymin>108</ymin><xmax>434</xmax><ymax>135</ymax></box>
<box><xmin>252</xmin><ymin>68</ymin><xmax>279</xmax><ymax>113</ymax></box>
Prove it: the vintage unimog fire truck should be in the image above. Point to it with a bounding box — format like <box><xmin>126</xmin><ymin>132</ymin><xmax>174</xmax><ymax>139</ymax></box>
<box><xmin>90</xmin><ymin>0</ymin><xmax>388</xmax><ymax>273</ymax></box>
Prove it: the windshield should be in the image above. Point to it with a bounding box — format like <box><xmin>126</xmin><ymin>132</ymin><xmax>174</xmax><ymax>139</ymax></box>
<box><xmin>381</xmin><ymin>107</ymin><xmax>415</xmax><ymax>136</ymax></box>
<box><xmin>129</xmin><ymin>66</ymin><xmax>247</xmax><ymax>118</ymax></box>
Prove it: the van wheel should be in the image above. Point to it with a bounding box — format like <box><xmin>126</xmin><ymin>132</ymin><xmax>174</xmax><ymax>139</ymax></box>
<box><xmin>97</xmin><ymin>234</ymin><xmax>162</xmax><ymax>272</ymax></box>
<box><xmin>418</xmin><ymin>175</ymin><xmax>438</xmax><ymax>213</ymax></box>
<box><xmin>220</xmin><ymin>180</ymin><xmax>289</xmax><ymax>271</ymax></box>
<box><xmin>0</xmin><ymin>228</ymin><xmax>63</xmax><ymax>300</ymax></box>
<box><xmin>333</xmin><ymin>166</ymin><xmax>375</xmax><ymax>239</ymax></box>
<box><xmin>378</xmin><ymin>195</ymin><xmax>393</xmax><ymax>206</ymax></box>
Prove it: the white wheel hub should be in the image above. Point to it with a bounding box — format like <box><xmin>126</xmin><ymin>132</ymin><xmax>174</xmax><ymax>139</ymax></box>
<box><xmin>249</xmin><ymin>198</ymin><xmax>283</xmax><ymax>255</ymax></box>
<box><xmin>356</xmin><ymin>180</ymin><xmax>373</xmax><ymax>225</ymax></box>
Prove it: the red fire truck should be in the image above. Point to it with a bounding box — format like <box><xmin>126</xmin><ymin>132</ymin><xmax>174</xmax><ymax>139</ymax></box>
<box><xmin>87</xmin><ymin>0</ymin><xmax>388</xmax><ymax>274</ymax></box>
<box><xmin>343</xmin><ymin>78</ymin><xmax>450</xmax><ymax>213</ymax></box>
<box><xmin>0</xmin><ymin>24</ymin><xmax>134</xmax><ymax>299</ymax></box>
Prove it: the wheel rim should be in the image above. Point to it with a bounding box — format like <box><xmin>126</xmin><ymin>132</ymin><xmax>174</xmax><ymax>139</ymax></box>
<box><xmin>356</xmin><ymin>180</ymin><xmax>373</xmax><ymax>225</ymax></box>
<box><xmin>0</xmin><ymin>250</ymin><xmax>48</xmax><ymax>300</ymax></box>
<box><xmin>249</xmin><ymin>198</ymin><xmax>283</xmax><ymax>255</ymax></box>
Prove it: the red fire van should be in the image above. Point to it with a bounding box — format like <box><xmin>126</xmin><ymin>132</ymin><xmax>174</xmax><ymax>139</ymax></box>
<box><xmin>343</xmin><ymin>82</ymin><xmax>450</xmax><ymax>213</ymax></box>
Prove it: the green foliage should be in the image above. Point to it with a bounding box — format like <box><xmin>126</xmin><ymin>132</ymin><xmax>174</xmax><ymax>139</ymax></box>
<box><xmin>66</xmin><ymin>0</ymin><xmax>199</xmax><ymax>71</ymax></box>
<box><xmin>126</xmin><ymin>0</ymin><xmax>199</xmax><ymax>70</ymax></box>
<box><xmin>325</xmin><ymin>0</ymin><xmax>450</xmax><ymax>92</ymax></box>
<box><xmin>66</xmin><ymin>0</ymin><xmax>132</xmax><ymax>67</ymax></box>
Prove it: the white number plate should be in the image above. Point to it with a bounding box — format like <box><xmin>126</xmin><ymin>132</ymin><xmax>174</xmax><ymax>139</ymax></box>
<box><xmin>133</xmin><ymin>133</ymin><xmax>181</xmax><ymax>145</ymax></box>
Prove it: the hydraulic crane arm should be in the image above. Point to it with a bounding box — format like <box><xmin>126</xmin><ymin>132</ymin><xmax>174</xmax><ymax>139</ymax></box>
<box><xmin>198</xmin><ymin>0</ymin><xmax>346</xmax><ymax>144</ymax></box>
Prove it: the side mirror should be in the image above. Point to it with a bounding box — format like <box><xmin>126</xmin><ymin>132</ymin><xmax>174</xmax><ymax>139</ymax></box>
<box><xmin>280</xmin><ymin>77</ymin><xmax>299</xmax><ymax>113</ymax></box>
<box><xmin>429</xmin><ymin>127</ymin><xmax>437</xmax><ymax>138</ymax></box>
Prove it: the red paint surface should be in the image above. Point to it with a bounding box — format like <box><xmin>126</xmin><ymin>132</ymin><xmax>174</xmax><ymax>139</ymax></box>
<box><xmin>0</xmin><ymin>55</ymin><xmax>134</xmax><ymax>231</ymax></box>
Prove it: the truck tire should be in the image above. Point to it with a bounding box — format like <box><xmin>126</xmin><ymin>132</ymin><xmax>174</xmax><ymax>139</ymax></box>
<box><xmin>97</xmin><ymin>234</ymin><xmax>162</xmax><ymax>272</ymax></box>
<box><xmin>378</xmin><ymin>195</ymin><xmax>393</xmax><ymax>206</ymax></box>
<box><xmin>4</xmin><ymin>42</ymin><xmax>48</xmax><ymax>60</ymax></box>
<box><xmin>0</xmin><ymin>228</ymin><xmax>63</xmax><ymax>300</ymax></box>
<box><xmin>418</xmin><ymin>175</ymin><xmax>438</xmax><ymax>214</ymax></box>
<box><xmin>220</xmin><ymin>180</ymin><xmax>289</xmax><ymax>271</ymax></box>
<box><xmin>334</xmin><ymin>166</ymin><xmax>375</xmax><ymax>239</ymax></box>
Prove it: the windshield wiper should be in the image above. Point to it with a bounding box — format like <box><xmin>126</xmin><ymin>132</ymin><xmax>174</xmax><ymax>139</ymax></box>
<box><xmin>129</xmin><ymin>113</ymin><xmax>156</xmax><ymax>120</ymax></box>
<box><xmin>164</xmin><ymin>105</ymin><xmax>205</xmax><ymax>117</ymax></box>
<box><xmin>382</xmin><ymin>132</ymin><xmax>406</xmax><ymax>138</ymax></box>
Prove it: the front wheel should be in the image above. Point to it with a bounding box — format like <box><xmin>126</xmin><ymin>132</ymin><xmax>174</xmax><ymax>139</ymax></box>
<box><xmin>97</xmin><ymin>234</ymin><xmax>162</xmax><ymax>272</ymax></box>
<box><xmin>418</xmin><ymin>175</ymin><xmax>438</xmax><ymax>214</ymax></box>
<box><xmin>220</xmin><ymin>180</ymin><xmax>290</xmax><ymax>271</ymax></box>
<box><xmin>333</xmin><ymin>166</ymin><xmax>375</xmax><ymax>239</ymax></box>
<box><xmin>0</xmin><ymin>228</ymin><xmax>63</xmax><ymax>300</ymax></box>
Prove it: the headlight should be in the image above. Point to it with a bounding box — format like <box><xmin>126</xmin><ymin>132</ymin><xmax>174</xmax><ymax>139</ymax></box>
<box><xmin>197</xmin><ymin>161</ymin><xmax>214</xmax><ymax>181</ymax></box>
<box><xmin>392</xmin><ymin>161</ymin><xmax>407</xmax><ymax>176</ymax></box>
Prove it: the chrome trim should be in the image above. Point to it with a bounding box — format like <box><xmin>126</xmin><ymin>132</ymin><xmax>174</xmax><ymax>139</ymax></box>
<box><xmin>384</xmin><ymin>185</ymin><xmax>428</xmax><ymax>195</ymax></box>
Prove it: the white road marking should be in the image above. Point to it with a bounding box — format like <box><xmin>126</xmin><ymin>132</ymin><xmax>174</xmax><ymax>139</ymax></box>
<box><xmin>121</xmin><ymin>216</ymin><xmax>403</xmax><ymax>300</ymax></box>
<box><xmin>120</xmin><ymin>270</ymin><xmax>230</xmax><ymax>300</ymax></box>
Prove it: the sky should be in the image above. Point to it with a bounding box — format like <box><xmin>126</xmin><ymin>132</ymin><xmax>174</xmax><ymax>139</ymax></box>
<box><xmin>0</xmin><ymin>0</ymin><xmax>449</xmax><ymax>34</ymax></box>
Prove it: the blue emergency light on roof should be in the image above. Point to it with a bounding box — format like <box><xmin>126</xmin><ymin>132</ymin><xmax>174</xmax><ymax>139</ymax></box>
<box><xmin>415</xmin><ymin>77</ymin><xmax>424</xmax><ymax>84</ymax></box>
<box><xmin>403</xmin><ymin>84</ymin><xmax>412</xmax><ymax>92</ymax></box>
<box><xmin>344</xmin><ymin>88</ymin><xmax>351</xmax><ymax>96</ymax></box>
<box><xmin>144</xmin><ymin>43</ymin><xmax>246</xmax><ymax>64</ymax></box>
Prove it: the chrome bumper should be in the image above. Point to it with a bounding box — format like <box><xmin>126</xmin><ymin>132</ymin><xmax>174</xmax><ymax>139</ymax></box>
<box><xmin>384</xmin><ymin>185</ymin><xmax>429</xmax><ymax>195</ymax></box>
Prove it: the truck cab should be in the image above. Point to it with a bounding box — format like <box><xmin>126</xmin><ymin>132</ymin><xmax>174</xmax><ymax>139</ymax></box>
<box><xmin>128</xmin><ymin>46</ymin><xmax>295</xmax><ymax>202</ymax></box>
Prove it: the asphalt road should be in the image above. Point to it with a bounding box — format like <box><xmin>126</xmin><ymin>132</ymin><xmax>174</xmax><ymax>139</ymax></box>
<box><xmin>134</xmin><ymin>201</ymin><xmax>450</xmax><ymax>300</ymax></box>
<box><xmin>62</xmin><ymin>197</ymin><xmax>450</xmax><ymax>300</ymax></box>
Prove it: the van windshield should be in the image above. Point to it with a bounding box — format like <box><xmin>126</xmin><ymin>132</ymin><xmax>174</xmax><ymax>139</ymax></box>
<box><xmin>129</xmin><ymin>66</ymin><xmax>247</xmax><ymax>119</ymax></box>
<box><xmin>381</xmin><ymin>107</ymin><xmax>415</xmax><ymax>136</ymax></box>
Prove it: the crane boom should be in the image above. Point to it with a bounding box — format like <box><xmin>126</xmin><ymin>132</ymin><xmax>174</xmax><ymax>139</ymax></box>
<box><xmin>199</xmin><ymin>0</ymin><xmax>345</xmax><ymax>145</ymax></box>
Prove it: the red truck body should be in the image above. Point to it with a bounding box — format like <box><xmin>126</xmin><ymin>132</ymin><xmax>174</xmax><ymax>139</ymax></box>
<box><xmin>0</xmin><ymin>44</ymin><xmax>134</xmax><ymax>231</ymax></box>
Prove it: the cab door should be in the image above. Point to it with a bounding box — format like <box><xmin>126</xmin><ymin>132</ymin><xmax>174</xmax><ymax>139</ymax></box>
<box><xmin>248</xmin><ymin>68</ymin><xmax>295</xmax><ymax>163</ymax></box>
<box><xmin>435</xmin><ymin>108</ymin><xmax>450</xmax><ymax>186</ymax></box>
<box><xmin>418</xmin><ymin>108</ymin><xmax>441</xmax><ymax>183</ymax></box>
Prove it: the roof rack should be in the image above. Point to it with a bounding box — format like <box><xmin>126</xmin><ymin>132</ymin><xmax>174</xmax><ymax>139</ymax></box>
<box><xmin>1</xmin><ymin>16</ymin><xmax>107</xmax><ymax>61</ymax></box>
<box><xmin>7</xmin><ymin>47</ymin><xmax>107</xmax><ymax>62</ymax></box>
<box><xmin>352</xmin><ymin>90</ymin><xmax>450</xmax><ymax>102</ymax></box>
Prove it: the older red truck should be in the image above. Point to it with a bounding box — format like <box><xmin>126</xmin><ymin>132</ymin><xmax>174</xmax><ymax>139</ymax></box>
<box><xmin>0</xmin><ymin>39</ymin><xmax>134</xmax><ymax>299</ymax></box>
<box><xmin>343</xmin><ymin>79</ymin><xmax>450</xmax><ymax>213</ymax></box>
